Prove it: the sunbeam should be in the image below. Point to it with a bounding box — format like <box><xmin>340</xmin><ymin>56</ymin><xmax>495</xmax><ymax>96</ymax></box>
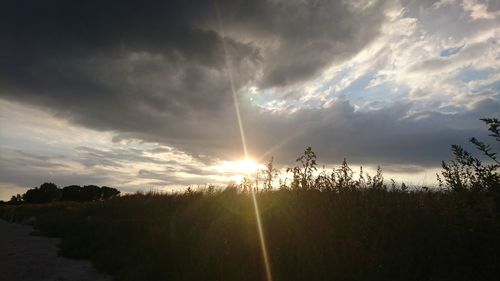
<box><xmin>213</xmin><ymin>1</ymin><xmax>248</xmax><ymax>159</ymax></box>
<box><xmin>257</xmin><ymin>130</ymin><xmax>307</xmax><ymax>163</ymax></box>
<box><xmin>214</xmin><ymin>2</ymin><xmax>272</xmax><ymax>280</ymax></box>
<box><xmin>250</xmin><ymin>183</ymin><xmax>273</xmax><ymax>281</ymax></box>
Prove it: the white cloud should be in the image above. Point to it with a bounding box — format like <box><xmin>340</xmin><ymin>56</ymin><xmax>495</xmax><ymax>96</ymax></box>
<box><xmin>462</xmin><ymin>0</ymin><xmax>500</xmax><ymax>20</ymax></box>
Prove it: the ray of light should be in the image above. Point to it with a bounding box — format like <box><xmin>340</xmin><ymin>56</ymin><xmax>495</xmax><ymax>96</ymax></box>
<box><xmin>214</xmin><ymin>3</ymin><xmax>248</xmax><ymax>159</ymax></box>
<box><xmin>214</xmin><ymin>2</ymin><xmax>272</xmax><ymax>280</ymax></box>
<box><xmin>250</xmin><ymin>183</ymin><xmax>273</xmax><ymax>281</ymax></box>
<box><xmin>257</xmin><ymin>130</ymin><xmax>306</xmax><ymax>163</ymax></box>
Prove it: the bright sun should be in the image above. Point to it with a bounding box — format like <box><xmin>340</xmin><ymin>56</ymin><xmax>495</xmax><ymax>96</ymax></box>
<box><xmin>216</xmin><ymin>158</ymin><xmax>265</xmax><ymax>175</ymax></box>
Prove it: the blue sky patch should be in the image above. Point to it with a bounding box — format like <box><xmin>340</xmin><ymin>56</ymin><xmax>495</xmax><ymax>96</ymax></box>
<box><xmin>440</xmin><ymin>45</ymin><xmax>463</xmax><ymax>57</ymax></box>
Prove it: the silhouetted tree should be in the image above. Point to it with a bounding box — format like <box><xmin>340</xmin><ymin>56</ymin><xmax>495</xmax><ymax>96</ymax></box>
<box><xmin>39</xmin><ymin>182</ymin><xmax>61</xmax><ymax>202</ymax></box>
<box><xmin>9</xmin><ymin>183</ymin><xmax>120</xmax><ymax>204</ymax></box>
<box><xmin>22</xmin><ymin>183</ymin><xmax>61</xmax><ymax>203</ymax></box>
<box><xmin>61</xmin><ymin>185</ymin><xmax>83</xmax><ymax>201</ymax></box>
<box><xmin>81</xmin><ymin>185</ymin><xmax>102</xmax><ymax>201</ymax></box>
<box><xmin>9</xmin><ymin>194</ymin><xmax>22</xmax><ymax>205</ymax></box>
<box><xmin>101</xmin><ymin>186</ymin><xmax>120</xmax><ymax>199</ymax></box>
<box><xmin>22</xmin><ymin>187</ymin><xmax>39</xmax><ymax>203</ymax></box>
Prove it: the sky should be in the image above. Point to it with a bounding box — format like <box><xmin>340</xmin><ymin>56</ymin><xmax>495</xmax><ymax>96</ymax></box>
<box><xmin>1</xmin><ymin>0</ymin><xmax>499</xmax><ymax>199</ymax></box>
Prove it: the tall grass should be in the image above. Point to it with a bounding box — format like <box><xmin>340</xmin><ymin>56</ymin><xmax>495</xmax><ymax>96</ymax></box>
<box><xmin>3</xmin><ymin>119</ymin><xmax>499</xmax><ymax>280</ymax></box>
<box><xmin>2</xmin><ymin>187</ymin><xmax>499</xmax><ymax>281</ymax></box>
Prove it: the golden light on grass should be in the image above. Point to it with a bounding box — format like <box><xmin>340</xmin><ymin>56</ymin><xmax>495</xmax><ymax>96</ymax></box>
<box><xmin>218</xmin><ymin>156</ymin><xmax>273</xmax><ymax>281</ymax></box>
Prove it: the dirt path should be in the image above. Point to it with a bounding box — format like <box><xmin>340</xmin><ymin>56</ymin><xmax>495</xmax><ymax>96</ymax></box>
<box><xmin>0</xmin><ymin>219</ymin><xmax>112</xmax><ymax>281</ymax></box>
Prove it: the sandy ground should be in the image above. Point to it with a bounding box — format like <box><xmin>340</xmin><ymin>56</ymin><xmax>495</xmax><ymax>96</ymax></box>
<box><xmin>0</xmin><ymin>219</ymin><xmax>112</xmax><ymax>281</ymax></box>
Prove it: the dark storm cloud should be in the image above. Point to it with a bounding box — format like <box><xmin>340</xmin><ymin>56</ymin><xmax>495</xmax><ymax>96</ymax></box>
<box><xmin>2</xmin><ymin>0</ymin><xmax>496</xmax><ymax>171</ymax></box>
<box><xmin>254</xmin><ymin>1</ymin><xmax>389</xmax><ymax>87</ymax></box>
<box><xmin>0</xmin><ymin>0</ymin><xmax>393</xmax><ymax>162</ymax></box>
<box><xmin>241</xmin><ymin>97</ymin><xmax>500</xmax><ymax>167</ymax></box>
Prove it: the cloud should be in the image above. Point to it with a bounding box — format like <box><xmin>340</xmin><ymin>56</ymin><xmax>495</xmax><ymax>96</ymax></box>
<box><xmin>250</xmin><ymin>0</ymin><xmax>391</xmax><ymax>87</ymax></box>
<box><xmin>74</xmin><ymin>146</ymin><xmax>173</xmax><ymax>168</ymax></box>
<box><xmin>0</xmin><ymin>96</ymin><xmax>498</xmax><ymax>200</ymax></box>
<box><xmin>462</xmin><ymin>0</ymin><xmax>500</xmax><ymax>20</ymax></box>
<box><xmin>5</xmin><ymin>150</ymin><xmax>69</xmax><ymax>169</ymax></box>
<box><xmin>243</xmin><ymin>97</ymin><xmax>500</xmax><ymax>165</ymax></box>
<box><xmin>0</xmin><ymin>0</ymin><xmax>396</xmax><ymax>159</ymax></box>
<box><xmin>0</xmin><ymin>147</ymin><xmax>116</xmax><ymax>189</ymax></box>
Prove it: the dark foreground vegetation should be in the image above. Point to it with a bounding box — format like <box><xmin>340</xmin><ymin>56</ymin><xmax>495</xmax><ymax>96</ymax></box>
<box><xmin>1</xmin><ymin>118</ymin><xmax>499</xmax><ymax>281</ymax></box>
<box><xmin>2</xmin><ymin>187</ymin><xmax>500</xmax><ymax>281</ymax></box>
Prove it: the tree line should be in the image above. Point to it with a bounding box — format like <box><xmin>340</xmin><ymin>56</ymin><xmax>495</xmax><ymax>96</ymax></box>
<box><xmin>6</xmin><ymin>183</ymin><xmax>120</xmax><ymax>204</ymax></box>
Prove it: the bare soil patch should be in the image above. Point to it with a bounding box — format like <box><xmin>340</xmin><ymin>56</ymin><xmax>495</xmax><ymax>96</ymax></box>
<box><xmin>0</xmin><ymin>219</ymin><xmax>111</xmax><ymax>281</ymax></box>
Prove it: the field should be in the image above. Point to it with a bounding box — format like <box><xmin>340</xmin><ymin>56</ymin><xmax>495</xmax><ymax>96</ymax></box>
<box><xmin>2</xmin><ymin>187</ymin><xmax>499</xmax><ymax>281</ymax></box>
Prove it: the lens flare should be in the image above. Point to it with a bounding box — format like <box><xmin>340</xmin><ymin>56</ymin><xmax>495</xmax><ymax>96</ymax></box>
<box><xmin>214</xmin><ymin>2</ymin><xmax>273</xmax><ymax>280</ymax></box>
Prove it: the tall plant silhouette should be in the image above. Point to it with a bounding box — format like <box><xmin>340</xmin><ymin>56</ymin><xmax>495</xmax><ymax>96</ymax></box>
<box><xmin>287</xmin><ymin>147</ymin><xmax>317</xmax><ymax>189</ymax></box>
<box><xmin>438</xmin><ymin>118</ymin><xmax>500</xmax><ymax>192</ymax></box>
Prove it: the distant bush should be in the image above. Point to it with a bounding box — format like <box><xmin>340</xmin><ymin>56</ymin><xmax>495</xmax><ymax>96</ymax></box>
<box><xmin>9</xmin><ymin>183</ymin><xmax>120</xmax><ymax>204</ymax></box>
<box><xmin>23</xmin><ymin>182</ymin><xmax>61</xmax><ymax>203</ymax></box>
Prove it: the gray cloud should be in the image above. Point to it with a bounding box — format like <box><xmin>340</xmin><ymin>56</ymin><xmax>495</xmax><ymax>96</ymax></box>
<box><xmin>75</xmin><ymin>146</ymin><xmax>175</xmax><ymax>168</ymax></box>
<box><xmin>0</xmin><ymin>148</ymin><xmax>115</xmax><ymax>189</ymax></box>
<box><xmin>137</xmin><ymin>169</ymin><xmax>211</xmax><ymax>186</ymax></box>
<box><xmin>0</xmin><ymin>0</ymin><xmax>498</xmax><ymax>188</ymax></box>
<box><xmin>0</xmin><ymin>0</ymin><xmax>390</xmax><ymax>137</ymax></box>
<box><xmin>5</xmin><ymin>150</ymin><xmax>69</xmax><ymax>169</ymax></box>
<box><xmin>251</xmin><ymin>0</ymin><xmax>390</xmax><ymax>87</ymax></box>
<box><xmin>241</xmin><ymin>97</ymin><xmax>500</xmax><ymax>167</ymax></box>
<box><xmin>0</xmin><ymin>143</ymin><xmax>216</xmax><ymax>195</ymax></box>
